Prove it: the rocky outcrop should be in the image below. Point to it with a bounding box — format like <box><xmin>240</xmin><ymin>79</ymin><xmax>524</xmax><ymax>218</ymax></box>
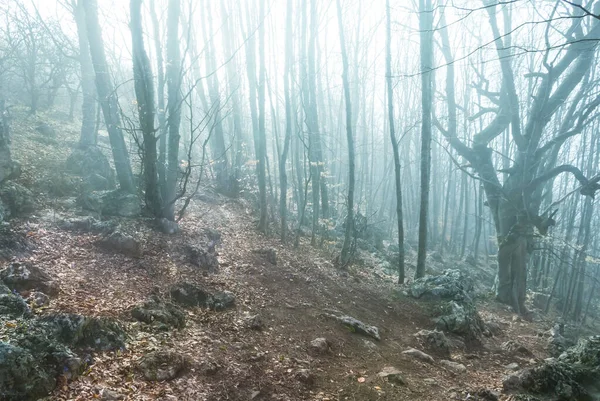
<box><xmin>59</xmin><ymin>216</ymin><xmax>117</xmax><ymax>234</ymax></box>
<box><xmin>79</xmin><ymin>190</ymin><xmax>141</xmax><ymax>217</ymax></box>
<box><xmin>96</xmin><ymin>231</ymin><xmax>142</xmax><ymax>258</ymax></box>
<box><xmin>66</xmin><ymin>146</ymin><xmax>115</xmax><ymax>191</ymax></box>
<box><xmin>0</xmin><ymin>292</ymin><xmax>31</xmax><ymax>318</ymax></box>
<box><xmin>0</xmin><ymin>261</ymin><xmax>59</xmax><ymax>296</ymax></box>
<box><xmin>137</xmin><ymin>349</ymin><xmax>190</xmax><ymax>381</ymax></box>
<box><xmin>324</xmin><ymin>311</ymin><xmax>380</xmax><ymax>341</ymax></box>
<box><xmin>185</xmin><ymin>243</ymin><xmax>219</xmax><ymax>272</ymax></box>
<box><xmin>0</xmin><ymin>182</ymin><xmax>37</xmax><ymax>219</ymax></box>
<box><xmin>252</xmin><ymin>248</ymin><xmax>277</xmax><ymax>265</ymax></box>
<box><xmin>0</xmin><ymin>313</ymin><xmax>125</xmax><ymax>401</ymax></box>
<box><xmin>132</xmin><ymin>296</ymin><xmax>186</xmax><ymax>330</ymax></box>
<box><xmin>414</xmin><ymin>329</ymin><xmax>451</xmax><ymax>358</ymax></box>
<box><xmin>503</xmin><ymin>336</ymin><xmax>600</xmax><ymax>401</ymax></box>
<box><xmin>408</xmin><ymin>270</ymin><xmax>486</xmax><ymax>342</ymax></box>
<box><xmin>408</xmin><ymin>269</ymin><xmax>474</xmax><ymax>302</ymax></box>
<box><xmin>170</xmin><ymin>282</ymin><xmax>236</xmax><ymax>311</ymax></box>
<box><xmin>435</xmin><ymin>301</ymin><xmax>487</xmax><ymax>340</ymax></box>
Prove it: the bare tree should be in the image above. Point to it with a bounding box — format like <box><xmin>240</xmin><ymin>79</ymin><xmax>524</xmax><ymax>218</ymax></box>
<box><xmin>82</xmin><ymin>0</ymin><xmax>135</xmax><ymax>192</ymax></box>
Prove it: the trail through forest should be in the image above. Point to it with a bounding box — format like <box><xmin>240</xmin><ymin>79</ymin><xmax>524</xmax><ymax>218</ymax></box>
<box><xmin>1</xmin><ymin>114</ymin><xmax>595</xmax><ymax>401</ymax></box>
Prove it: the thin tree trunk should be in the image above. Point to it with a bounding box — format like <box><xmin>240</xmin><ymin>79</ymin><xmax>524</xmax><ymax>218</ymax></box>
<box><xmin>130</xmin><ymin>0</ymin><xmax>161</xmax><ymax>217</ymax></box>
<box><xmin>386</xmin><ymin>0</ymin><xmax>405</xmax><ymax>283</ymax></box>
<box><xmin>415</xmin><ymin>0</ymin><xmax>433</xmax><ymax>279</ymax></box>
<box><xmin>279</xmin><ymin>0</ymin><xmax>293</xmax><ymax>242</ymax></box>
<box><xmin>337</xmin><ymin>0</ymin><xmax>355</xmax><ymax>268</ymax></box>
<box><xmin>73</xmin><ymin>0</ymin><xmax>96</xmax><ymax>148</ymax></box>
<box><xmin>82</xmin><ymin>0</ymin><xmax>135</xmax><ymax>192</ymax></box>
<box><xmin>164</xmin><ymin>0</ymin><xmax>182</xmax><ymax>220</ymax></box>
<box><xmin>257</xmin><ymin>0</ymin><xmax>268</xmax><ymax>233</ymax></box>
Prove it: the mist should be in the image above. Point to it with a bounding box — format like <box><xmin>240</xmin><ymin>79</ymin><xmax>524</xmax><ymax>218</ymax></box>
<box><xmin>1</xmin><ymin>0</ymin><xmax>600</xmax><ymax>400</ymax></box>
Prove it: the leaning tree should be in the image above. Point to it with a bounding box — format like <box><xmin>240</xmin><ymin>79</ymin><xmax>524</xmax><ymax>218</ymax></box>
<box><xmin>441</xmin><ymin>1</ymin><xmax>600</xmax><ymax>314</ymax></box>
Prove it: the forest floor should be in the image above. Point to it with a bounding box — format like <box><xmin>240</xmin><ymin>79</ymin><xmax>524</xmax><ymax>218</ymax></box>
<box><xmin>2</xmin><ymin>110</ymin><xmax>598</xmax><ymax>401</ymax></box>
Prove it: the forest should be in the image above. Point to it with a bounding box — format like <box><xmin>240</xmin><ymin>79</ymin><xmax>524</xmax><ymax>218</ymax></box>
<box><xmin>1</xmin><ymin>0</ymin><xmax>600</xmax><ymax>400</ymax></box>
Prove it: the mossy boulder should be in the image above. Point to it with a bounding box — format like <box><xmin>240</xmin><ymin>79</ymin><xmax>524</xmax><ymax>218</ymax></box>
<box><xmin>66</xmin><ymin>146</ymin><xmax>115</xmax><ymax>190</ymax></box>
<box><xmin>132</xmin><ymin>296</ymin><xmax>186</xmax><ymax>330</ymax></box>
<box><xmin>137</xmin><ymin>349</ymin><xmax>191</xmax><ymax>381</ymax></box>
<box><xmin>0</xmin><ymin>293</ymin><xmax>31</xmax><ymax>318</ymax></box>
<box><xmin>0</xmin><ymin>342</ymin><xmax>58</xmax><ymax>401</ymax></box>
<box><xmin>0</xmin><ymin>182</ymin><xmax>37</xmax><ymax>219</ymax></box>
<box><xmin>79</xmin><ymin>190</ymin><xmax>141</xmax><ymax>217</ymax></box>
<box><xmin>0</xmin><ymin>313</ymin><xmax>122</xmax><ymax>401</ymax></box>
<box><xmin>504</xmin><ymin>336</ymin><xmax>600</xmax><ymax>401</ymax></box>
<box><xmin>0</xmin><ymin>261</ymin><xmax>60</xmax><ymax>296</ymax></box>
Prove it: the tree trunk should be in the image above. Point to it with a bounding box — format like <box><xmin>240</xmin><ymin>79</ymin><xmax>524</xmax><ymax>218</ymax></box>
<box><xmin>164</xmin><ymin>0</ymin><xmax>182</xmax><ymax>220</ymax></box>
<box><xmin>73</xmin><ymin>0</ymin><xmax>96</xmax><ymax>148</ymax></box>
<box><xmin>386</xmin><ymin>0</ymin><xmax>405</xmax><ymax>283</ymax></box>
<box><xmin>336</xmin><ymin>0</ymin><xmax>355</xmax><ymax>268</ymax></box>
<box><xmin>82</xmin><ymin>0</ymin><xmax>135</xmax><ymax>192</ymax></box>
<box><xmin>257</xmin><ymin>0</ymin><xmax>268</xmax><ymax>233</ymax></box>
<box><xmin>415</xmin><ymin>0</ymin><xmax>433</xmax><ymax>279</ymax></box>
<box><xmin>149</xmin><ymin>0</ymin><xmax>167</xmax><ymax>196</ymax></box>
<box><xmin>130</xmin><ymin>0</ymin><xmax>162</xmax><ymax>217</ymax></box>
<box><xmin>279</xmin><ymin>0</ymin><xmax>293</xmax><ymax>242</ymax></box>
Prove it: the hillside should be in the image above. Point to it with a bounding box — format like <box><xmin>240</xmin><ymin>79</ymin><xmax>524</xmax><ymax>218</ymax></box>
<box><xmin>1</xmin><ymin>111</ymin><xmax>597</xmax><ymax>401</ymax></box>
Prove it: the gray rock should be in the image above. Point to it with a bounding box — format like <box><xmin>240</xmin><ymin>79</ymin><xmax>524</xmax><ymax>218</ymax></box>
<box><xmin>505</xmin><ymin>362</ymin><xmax>520</xmax><ymax>371</ymax></box>
<box><xmin>97</xmin><ymin>231</ymin><xmax>142</xmax><ymax>258</ymax></box>
<box><xmin>170</xmin><ymin>282</ymin><xmax>212</xmax><ymax>307</ymax></box>
<box><xmin>435</xmin><ymin>300</ymin><xmax>486</xmax><ymax>340</ymax></box>
<box><xmin>79</xmin><ymin>190</ymin><xmax>140</xmax><ymax>217</ymax></box>
<box><xmin>170</xmin><ymin>282</ymin><xmax>235</xmax><ymax>311</ymax></box>
<box><xmin>402</xmin><ymin>348</ymin><xmax>434</xmax><ymax>364</ymax></box>
<box><xmin>185</xmin><ymin>244</ymin><xmax>219</xmax><ymax>273</ymax></box>
<box><xmin>59</xmin><ymin>217</ymin><xmax>117</xmax><ymax>234</ymax></box>
<box><xmin>0</xmin><ymin>182</ymin><xmax>37</xmax><ymax>219</ymax></box>
<box><xmin>243</xmin><ymin>314</ymin><xmax>265</xmax><ymax>331</ymax></box>
<box><xmin>408</xmin><ymin>269</ymin><xmax>474</xmax><ymax>302</ymax></box>
<box><xmin>27</xmin><ymin>291</ymin><xmax>50</xmax><ymax>308</ymax></box>
<box><xmin>210</xmin><ymin>291</ymin><xmax>236</xmax><ymax>311</ymax></box>
<box><xmin>440</xmin><ymin>359</ymin><xmax>466</xmax><ymax>374</ymax></box>
<box><xmin>131</xmin><ymin>296</ymin><xmax>186</xmax><ymax>330</ymax></box>
<box><xmin>503</xmin><ymin>336</ymin><xmax>600</xmax><ymax>400</ymax></box>
<box><xmin>252</xmin><ymin>248</ymin><xmax>277</xmax><ymax>265</ymax></box>
<box><xmin>0</xmin><ymin>342</ymin><xmax>57</xmax><ymax>401</ymax></box>
<box><xmin>0</xmin><ymin>261</ymin><xmax>59</xmax><ymax>296</ymax></box>
<box><xmin>377</xmin><ymin>366</ymin><xmax>406</xmax><ymax>385</ymax></box>
<box><xmin>295</xmin><ymin>369</ymin><xmax>315</xmax><ymax>385</ymax></box>
<box><xmin>325</xmin><ymin>313</ymin><xmax>380</xmax><ymax>341</ymax></box>
<box><xmin>502</xmin><ymin>341</ymin><xmax>534</xmax><ymax>357</ymax></box>
<box><xmin>309</xmin><ymin>338</ymin><xmax>330</xmax><ymax>354</ymax></box>
<box><xmin>0</xmin><ymin>313</ymin><xmax>124</xmax><ymax>401</ymax></box>
<box><xmin>66</xmin><ymin>146</ymin><xmax>115</xmax><ymax>190</ymax></box>
<box><xmin>100</xmin><ymin>388</ymin><xmax>124</xmax><ymax>400</ymax></box>
<box><xmin>137</xmin><ymin>349</ymin><xmax>190</xmax><ymax>381</ymax></box>
<box><xmin>0</xmin><ymin>293</ymin><xmax>31</xmax><ymax>318</ymax></box>
<box><xmin>415</xmin><ymin>329</ymin><xmax>451</xmax><ymax>357</ymax></box>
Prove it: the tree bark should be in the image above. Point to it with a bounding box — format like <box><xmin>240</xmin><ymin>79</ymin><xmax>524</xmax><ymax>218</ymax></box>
<box><xmin>82</xmin><ymin>0</ymin><xmax>135</xmax><ymax>192</ymax></box>
<box><xmin>386</xmin><ymin>0</ymin><xmax>405</xmax><ymax>283</ymax></box>
<box><xmin>130</xmin><ymin>0</ymin><xmax>162</xmax><ymax>217</ymax></box>
<box><xmin>415</xmin><ymin>0</ymin><xmax>433</xmax><ymax>279</ymax></box>
<box><xmin>164</xmin><ymin>0</ymin><xmax>181</xmax><ymax>220</ymax></box>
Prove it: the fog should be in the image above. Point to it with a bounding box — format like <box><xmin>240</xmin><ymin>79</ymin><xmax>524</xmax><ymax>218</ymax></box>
<box><xmin>2</xmin><ymin>0</ymin><xmax>600</xmax><ymax>365</ymax></box>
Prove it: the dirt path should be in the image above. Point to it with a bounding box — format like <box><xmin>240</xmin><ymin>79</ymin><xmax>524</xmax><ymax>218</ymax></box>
<box><xmin>0</xmin><ymin>195</ymin><xmax>554</xmax><ymax>401</ymax></box>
